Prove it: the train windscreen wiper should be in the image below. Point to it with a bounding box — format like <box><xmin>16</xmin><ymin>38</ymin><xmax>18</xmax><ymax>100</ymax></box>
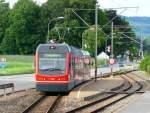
<box><xmin>40</xmin><ymin>68</ymin><xmax>64</xmax><ymax>71</ymax></box>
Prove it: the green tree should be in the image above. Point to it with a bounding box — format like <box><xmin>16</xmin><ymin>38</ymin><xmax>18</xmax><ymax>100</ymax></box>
<box><xmin>82</xmin><ymin>26</ymin><xmax>105</xmax><ymax>56</ymax></box>
<box><xmin>143</xmin><ymin>37</ymin><xmax>150</xmax><ymax>55</ymax></box>
<box><xmin>0</xmin><ymin>26</ymin><xmax>18</xmax><ymax>54</ymax></box>
<box><xmin>40</xmin><ymin>0</ymin><xmax>97</xmax><ymax>47</ymax></box>
<box><xmin>0</xmin><ymin>0</ymin><xmax>10</xmax><ymax>52</ymax></box>
<box><xmin>105</xmin><ymin>10</ymin><xmax>137</xmax><ymax>57</ymax></box>
<box><xmin>1</xmin><ymin>0</ymin><xmax>44</xmax><ymax>54</ymax></box>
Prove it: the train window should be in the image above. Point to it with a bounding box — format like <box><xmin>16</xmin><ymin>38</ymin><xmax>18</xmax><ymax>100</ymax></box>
<box><xmin>38</xmin><ymin>53</ymin><xmax>66</xmax><ymax>75</ymax></box>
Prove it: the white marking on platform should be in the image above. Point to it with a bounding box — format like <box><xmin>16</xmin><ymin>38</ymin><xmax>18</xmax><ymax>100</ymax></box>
<box><xmin>77</xmin><ymin>81</ymin><xmax>93</xmax><ymax>98</ymax></box>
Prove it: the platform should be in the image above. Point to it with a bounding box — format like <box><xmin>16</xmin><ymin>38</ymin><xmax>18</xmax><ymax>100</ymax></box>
<box><xmin>69</xmin><ymin>76</ymin><xmax>123</xmax><ymax>98</ymax></box>
<box><xmin>120</xmin><ymin>91</ymin><xmax>150</xmax><ymax>113</ymax></box>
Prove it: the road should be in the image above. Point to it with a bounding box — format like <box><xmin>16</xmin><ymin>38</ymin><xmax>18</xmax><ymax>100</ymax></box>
<box><xmin>0</xmin><ymin>74</ymin><xmax>35</xmax><ymax>95</ymax></box>
<box><xmin>0</xmin><ymin>62</ymin><xmax>138</xmax><ymax>95</ymax></box>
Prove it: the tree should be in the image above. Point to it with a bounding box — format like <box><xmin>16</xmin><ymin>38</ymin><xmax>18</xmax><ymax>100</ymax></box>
<box><xmin>143</xmin><ymin>36</ymin><xmax>150</xmax><ymax>54</ymax></box>
<box><xmin>40</xmin><ymin>0</ymin><xmax>70</xmax><ymax>43</ymax></box>
<box><xmin>0</xmin><ymin>26</ymin><xmax>18</xmax><ymax>54</ymax></box>
<box><xmin>0</xmin><ymin>0</ymin><xmax>10</xmax><ymax>53</ymax></box>
<box><xmin>82</xmin><ymin>26</ymin><xmax>105</xmax><ymax>56</ymax></box>
<box><xmin>40</xmin><ymin>0</ymin><xmax>97</xmax><ymax>47</ymax></box>
<box><xmin>1</xmin><ymin>0</ymin><xmax>44</xmax><ymax>54</ymax></box>
<box><xmin>105</xmin><ymin>10</ymin><xmax>137</xmax><ymax>57</ymax></box>
<box><xmin>0</xmin><ymin>0</ymin><xmax>137</xmax><ymax>56</ymax></box>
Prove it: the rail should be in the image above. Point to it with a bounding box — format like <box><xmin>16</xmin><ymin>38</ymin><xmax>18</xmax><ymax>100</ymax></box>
<box><xmin>21</xmin><ymin>95</ymin><xmax>61</xmax><ymax>113</ymax></box>
<box><xmin>66</xmin><ymin>74</ymin><xmax>143</xmax><ymax>113</ymax></box>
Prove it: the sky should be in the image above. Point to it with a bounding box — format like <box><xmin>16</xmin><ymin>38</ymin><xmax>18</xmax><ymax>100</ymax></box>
<box><xmin>5</xmin><ymin>0</ymin><xmax>150</xmax><ymax>17</ymax></box>
<box><xmin>98</xmin><ymin>0</ymin><xmax>150</xmax><ymax>17</ymax></box>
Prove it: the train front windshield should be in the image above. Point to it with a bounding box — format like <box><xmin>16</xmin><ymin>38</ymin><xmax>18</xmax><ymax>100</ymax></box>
<box><xmin>39</xmin><ymin>54</ymin><xmax>66</xmax><ymax>75</ymax></box>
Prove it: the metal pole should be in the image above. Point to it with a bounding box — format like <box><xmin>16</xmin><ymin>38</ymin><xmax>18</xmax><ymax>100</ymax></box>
<box><xmin>105</xmin><ymin>37</ymin><xmax>108</xmax><ymax>53</ymax></box>
<box><xmin>111</xmin><ymin>22</ymin><xmax>114</xmax><ymax>58</ymax></box>
<box><xmin>95</xmin><ymin>3</ymin><xmax>98</xmax><ymax>82</ymax></box>
<box><xmin>47</xmin><ymin>21</ymin><xmax>50</xmax><ymax>43</ymax></box>
<box><xmin>82</xmin><ymin>33</ymin><xmax>83</xmax><ymax>49</ymax></box>
<box><xmin>140</xmin><ymin>26</ymin><xmax>143</xmax><ymax>59</ymax></box>
<box><xmin>111</xmin><ymin>22</ymin><xmax>113</xmax><ymax>77</ymax></box>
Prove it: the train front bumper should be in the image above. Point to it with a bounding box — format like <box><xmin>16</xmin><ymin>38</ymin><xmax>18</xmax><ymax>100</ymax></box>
<box><xmin>36</xmin><ymin>83</ymin><xmax>69</xmax><ymax>92</ymax></box>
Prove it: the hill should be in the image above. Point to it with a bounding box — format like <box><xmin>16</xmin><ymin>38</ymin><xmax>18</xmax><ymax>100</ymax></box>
<box><xmin>125</xmin><ymin>16</ymin><xmax>150</xmax><ymax>38</ymax></box>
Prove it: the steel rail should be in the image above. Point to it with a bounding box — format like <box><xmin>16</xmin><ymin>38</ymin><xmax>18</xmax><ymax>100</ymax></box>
<box><xmin>66</xmin><ymin>75</ymin><xmax>132</xmax><ymax>113</ymax></box>
<box><xmin>46</xmin><ymin>96</ymin><xmax>61</xmax><ymax>113</ymax></box>
<box><xmin>22</xmin><ymin>95</ymin><xmax>46</xmax><ymax>113</ymax></box>
<box><xmin>21</xmin><ymin>95</ymin><xmax>61</xmax><ymax>113</ymax></box>
<box><xmin>91</xmin><ymin>74</ymin><xmax>143</xmax><ymax>113</ymax></box>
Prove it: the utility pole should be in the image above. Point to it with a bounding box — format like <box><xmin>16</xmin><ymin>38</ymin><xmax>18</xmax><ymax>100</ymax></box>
<box><xmin>95</xmin><ymin>3</ymin><xmax>98</xmax><ymax>82</ymax></box>
<box><xmin>105</xmin><ymin>37</ymin><xmax>108</xmax><ymax>53</ymax></box>
<box><xmin>110</xmin><ymin>22</ymin><xmax>114</xmax><ymax>77</ymax></box>
<box><xmin>111</xmin><ymin>22</ymin><xmax>114</xmax><ymax>58</ymax></box>
<box><xmin>140</xmin><ymin>26</ymin><xmax>144</xmax><ymax>59</ymax></box>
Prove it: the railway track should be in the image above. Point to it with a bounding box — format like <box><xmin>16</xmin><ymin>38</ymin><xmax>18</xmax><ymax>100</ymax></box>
<box><xmin>66</xmin><ymin>74</ymin><xmax>143</xmax><ymax>113</ymax></box>
<box><xmin>22</xmin><ymin>95</ymin><xmax>61</xmax><ymax>113</ymax></box>
<box><xmin>0</xmin><ymin>70</ymin><xmax>140</xmax><ymax>113</ymax></box>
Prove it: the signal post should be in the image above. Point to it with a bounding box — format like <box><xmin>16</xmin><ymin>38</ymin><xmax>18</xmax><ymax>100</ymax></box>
<box><xmin>109</xmin><ymin>58</ymin><xmax>115</xmax><ymax>77</ymax></box>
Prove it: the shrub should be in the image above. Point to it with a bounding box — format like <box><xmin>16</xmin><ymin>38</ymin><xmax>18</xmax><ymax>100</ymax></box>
<box><xmin>140</xmin><ymin>56</ymin><xmax>150</xmax><ymax>72</ymax></box>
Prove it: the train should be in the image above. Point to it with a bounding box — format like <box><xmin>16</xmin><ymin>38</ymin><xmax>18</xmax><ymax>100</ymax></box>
<box><xmin>35</xmin><ymin>43</ymin><xmax>91</xmax><ymax>92</ymax></box>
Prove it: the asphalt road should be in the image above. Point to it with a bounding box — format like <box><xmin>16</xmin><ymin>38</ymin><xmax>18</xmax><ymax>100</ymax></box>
<box><xmin>0</xmin><ymin>74</ymin><xmax>35</xmax><ymax>95</ymax></box>
<box><xmin>0</xmin><ymin>62</ymin><xmax>138</xmax><ymax>95</ymax></box>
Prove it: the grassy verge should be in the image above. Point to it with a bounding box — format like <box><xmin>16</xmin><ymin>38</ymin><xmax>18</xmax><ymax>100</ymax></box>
<box><xmin>140</xmin><ymin>55</ymin><xmax>150</xmax><ymax>76</ymax></box>
<box><xmin>0</xmin><ymin>55</ymin><xmax>34</xmax><ymax>76</ymax></box>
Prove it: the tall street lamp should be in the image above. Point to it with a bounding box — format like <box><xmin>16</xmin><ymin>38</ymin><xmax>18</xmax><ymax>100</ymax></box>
<box><xmin>47</xmin><ymin>16</ymin><xmax>64</xmax><ymax>42</ymax></box>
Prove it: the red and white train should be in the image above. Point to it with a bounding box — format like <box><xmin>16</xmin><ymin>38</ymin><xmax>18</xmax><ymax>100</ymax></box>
<box><xmin>35</xmin><ymin>43</ymin><xmax>91</xmax><ymax>92</ymax></box>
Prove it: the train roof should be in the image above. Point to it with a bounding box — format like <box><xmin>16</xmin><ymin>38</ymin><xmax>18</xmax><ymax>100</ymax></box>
<box><xmin>37</xmin><ymin>43</ymin><xmax>90</xmax><ymax>57</ymax></box>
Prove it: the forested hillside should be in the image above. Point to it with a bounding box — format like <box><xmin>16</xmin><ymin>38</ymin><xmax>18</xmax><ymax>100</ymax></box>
<box><xmin>126</xmin><ymin>16</ymin><xmax>150</xmax><ymax>37</ymax></box>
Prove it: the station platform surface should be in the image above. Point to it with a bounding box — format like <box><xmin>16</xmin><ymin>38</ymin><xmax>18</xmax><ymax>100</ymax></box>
<box><xmin>120</xmin><ymin>91</ymin><xmax>150</xmax><ymax>113</ymax></box>
<box><xmin>69</xmin><ymin>76</ymin><xmax>123</xmax><ymax>98</ymax></box>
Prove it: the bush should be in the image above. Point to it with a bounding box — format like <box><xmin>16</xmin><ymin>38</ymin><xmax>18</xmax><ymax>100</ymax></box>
<box><xmin>140</xmin><ymin>56</ymin><xmax>150</xmax><ymax>72</ymax></box>
<box><xmin>97</xmin><ymin>59</ymin><xmax>108</xmax><ymax>67</ymax></box>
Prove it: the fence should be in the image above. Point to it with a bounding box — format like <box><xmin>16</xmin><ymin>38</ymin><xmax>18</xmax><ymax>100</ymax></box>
<box><xmin>0</xmin><ymin>83</ymin><xmax>14</xmax><ymax>96</ymax></box>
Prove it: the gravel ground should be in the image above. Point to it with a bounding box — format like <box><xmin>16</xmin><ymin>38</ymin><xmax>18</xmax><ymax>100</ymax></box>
<box><xmin>0</xmin><ymin>89</ymin><xmax>42</xmax><ymax>113</ymax></box>
<box><xmin>0</xmin><ymin>72</ymin><xmax>147</xmax><ymax>113</ymax></box>
<box><xmin>101</xmin><ymin>72</ymin><xmax>150</xmax><ymax>113</ymax></box>
<box><xmin>101</xmin><ymin>94</ymin><xmax>141</xmax><ymax>113</ymax></box>
<box><xmin>54</xmin><ymin>96</ymin><xmax>88</xmax><ymax>113</ymax></box>
<box><xmin>54</xmin><ymin>76</ymin><xmax>124</xmax><ymax>113</ymax></box>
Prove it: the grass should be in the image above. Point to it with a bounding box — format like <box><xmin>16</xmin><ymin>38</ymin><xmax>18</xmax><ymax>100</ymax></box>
<box><xmin>140</xmin><ymin>55</ymin><xmax>150</xmax><ymax>76</ymax></box>
<box><xmin>0</xmin><ymin>55</ymin><xmax>34</xmax><ymax>76</ymax></box>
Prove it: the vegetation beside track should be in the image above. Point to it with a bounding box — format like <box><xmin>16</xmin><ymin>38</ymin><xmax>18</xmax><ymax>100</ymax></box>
<box><xmin>140</xmin><ymin>55</ymin><xmax>150</xmax><ymax>75</ymax></box>
<box><xmin>0</xmin><ymin>55</ymin><xmax>34</xmax><ymax>76</ymax></box>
